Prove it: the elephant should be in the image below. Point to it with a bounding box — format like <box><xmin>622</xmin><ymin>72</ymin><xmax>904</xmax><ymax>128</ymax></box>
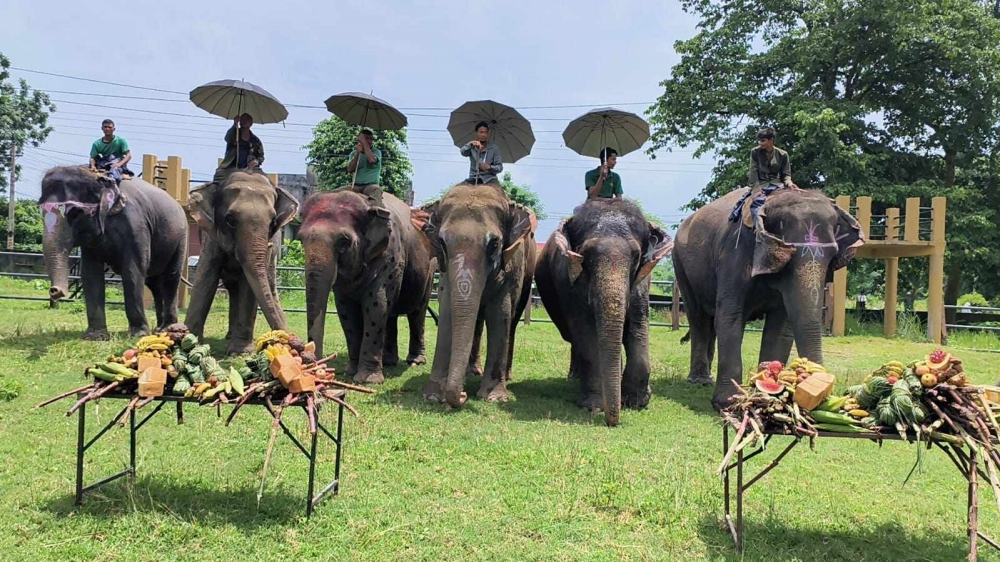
<box><xmin>535</xmin><ymin>199</ymin><xmax>673</xmax><ymax>426</ymax></box>
<box><xmin>39</xmin><ymin>167</ymin><xmax>189</xmax><ymax>339</ymax></box>
<box><xmin>672</xmin><ymin>188</ymin><xmax>864</xmax><ymax>410</ymax></box>
<box><xmin>416</xmin><ymin>183</ymin><xmax>536</xmax><ymax>408</ymax></box>
<box><xmin>299</xmin><ymin>189</ymin><xmax>434</xmax><ymax>384</ymax></box>
<box><xmin>184</xmin><ymin>171</ymin><xmax>299</xmax><ymax>355</ymax></box>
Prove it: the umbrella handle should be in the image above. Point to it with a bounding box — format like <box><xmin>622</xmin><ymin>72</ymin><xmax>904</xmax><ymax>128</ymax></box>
<box><xmin>351</xmin><ymin>106</ymin><xmax>370</xmax><ymax>190</ymax></box>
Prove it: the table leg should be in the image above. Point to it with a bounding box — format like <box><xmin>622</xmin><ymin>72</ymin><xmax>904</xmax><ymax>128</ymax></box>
<box><xmin>75</xmin><ymin>398</ymin><xmax>86</xmax><ymax>505</ymax></box>
<box><xmin>129</xmin><ymin>408</ymin><xmax>137</xmax><ymax>477</ymax></box>
<box><xmin>737</xmin><ymin>446</ymin><xmax>744</xmax><ymax>554</ymax></box>
<box><xmin>306</xmin><ymin>419</ymin><xmax>318</xmax><ymax>519</ymax></box>
<box><xmin>335</xmin><ymin>401</ymin><xmax>344</xmax><ymax>493</ymax></box>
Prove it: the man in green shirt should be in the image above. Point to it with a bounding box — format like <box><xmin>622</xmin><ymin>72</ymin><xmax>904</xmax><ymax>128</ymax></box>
<box><xmin>585</xmin><ymin>147</ymin><xmax>623</xmax><ymax>200</ymax></box>
<box><xmin>89</xmin><ymin>119</ymin><xmax>132</xmax><ymax>184</ymax></box>
<box><xmin>337</xmin><ymin>129</ymin><xmax>387</xmax><ymax>209</ymax></box>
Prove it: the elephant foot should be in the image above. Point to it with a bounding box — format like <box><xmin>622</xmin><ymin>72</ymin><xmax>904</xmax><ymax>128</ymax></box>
<box><xmin>345</xmin><ymin>363</ymin><xmax>358</xmax><ymax>378</ymax></box>
<box><xmin>467</xmin><ymin>363</ymin><xmax>484</xmax><ymax>377</ymax></box>
<box><xmin>577</xmin><ymin>394</ymin><xmax>604</xmax><ymax>412</ymax></box>
<box><xmin>477</xmin><ymin>380</ymin><xmax>511</xmax><ymax>402</ymax></box>
<box><xmin>406</xmin><ymin>353</ymin><xmax>427</xmax><ymax>366</ymax></box>
<box><xmin>711</xmin><ymin>397</ymin><xmax>731</xmax><ymax>413</ymax></box>
<box><xmin>622</xmin><ymin>388</ymin><xmax>651</xmax><ymax>410</ymax></box>
<box><xmin>423</xmin><ymin>379</ymin><xmax>445</xmax><ymax>403</ymax></box>
<box><xmin>383</xmin><ymin>353</ymin><xmax>400</xmax><ymax>367</ymax></box>
<box><xmin>82</xmin><ymin>328</ymin><xmax>110</xmax><ymax>341</ymax></box>
<box><xmin>687</xmin><ymin>372</ymin><xmax>714</xmax><ymax>386</ymax></box>
<box><xmin>227</xmin><ymin>340</ymin><xmax>254</xmax><ymax>356</ymax></box>
<box><xmin>127</xmin><ymin>326</ymin><xmax>150</xmax><ymax>338</ymax></box>
<box><xmin>353</xmin><ymin>369</ymin><xmax>385</xmax><ymax>385</ymax></box>
<box><xmin>567</xmin><ymin>368</ymin><xmax>579</xmax><ymax>380</ymax></box>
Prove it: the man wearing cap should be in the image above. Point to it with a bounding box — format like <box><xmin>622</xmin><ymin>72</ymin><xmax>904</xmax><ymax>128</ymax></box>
<box><xmin>585</xmin><ymin>147</ymin><xmax>623</xmax><ymax>200</ymax></box>
<box><xmin>460</xmin><ymin>121</ymin><xmax>503</xmax><ymax>186</ymax></box>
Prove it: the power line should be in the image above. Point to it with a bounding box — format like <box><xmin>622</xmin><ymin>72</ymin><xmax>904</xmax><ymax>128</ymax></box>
<box><xmin>12</xmin><ymin>67</ymin><xmax>186</xmax><ymax>95</ymax></box>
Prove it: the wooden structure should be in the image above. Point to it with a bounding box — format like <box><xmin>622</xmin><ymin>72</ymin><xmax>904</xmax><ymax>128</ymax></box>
<box><xmin>142</xmin><ymin>154</ymin><xmax>279</xmax><ymax>309</ymax></box>
<box><xmin>830</xmin><ymin>196</ymin><xmax>947</xmax><ymax>343</ymax></box>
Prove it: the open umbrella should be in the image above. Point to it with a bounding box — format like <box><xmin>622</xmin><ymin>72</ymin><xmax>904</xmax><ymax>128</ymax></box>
<box><xmin>448</xmin><ymin>100</ymin><xmax>535</xmax><ymax>167</ymax></box>
<box><xmin>324</xmin><ymin>92</ymin><xmax>408</xmax><ymax>187</ymax></box>
<box><xmin>190</xmin><ymin>79</ymin><xmax>288</xmax><ymax>175</ymax></box>
<box><xmin>562</xmin><ymin>107</ymin><xmax>650</xmax><ymax>163</ymax></box>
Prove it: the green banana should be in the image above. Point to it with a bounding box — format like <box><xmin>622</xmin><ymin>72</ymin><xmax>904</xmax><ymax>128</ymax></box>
<box><xmin>813</xmin><ymin>395</ymin><xmax>849</xmax><ymax>412</ymax></box>
<box><xmin>814</xmin><ymin>423</ymin><xmax>873</xmax><ymax>434</ymax></box>
<box><xmin>229</xmin><ymin>368</ymin><xmax>245</xmax><ymax>396</ymax></box>
<box><xmin>88</xmin><ymin>367</ymin><xmax>118</xmax><ymax>382</ymax></box>
<box><xmin>101</xmin><ymin>362</ymin><xmax>137</xmax><ymax>378</ymax></box>
<box><xmin>810</xmin><ymin>410</ymin><xmax>860</xmax><ymax>425</ymax></box>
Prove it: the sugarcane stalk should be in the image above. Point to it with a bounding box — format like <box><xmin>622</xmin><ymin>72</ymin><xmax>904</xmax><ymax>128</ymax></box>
<box><xmin>134</xmin><ymin>396</ymin><xmax>155</xmax><ymax>411</ymax></box>
<box><xmin>717</xmin><ymin>413</ymin><xmax>750</xmax><ymax>474</ymax></box>
<box><xmin>321</xmin><ymin>389</ymin><xmax>360</xmax><ymax>418</ymax></box>
<box><xmin>66</xmin><ymin>381</ymin><xmax>120</xmax><ymax>416</ymax></box>
<box><xmin>976</xmin><ymin>393</ymin><xmax>1000</xmax><ymax>437</ymax></box>
<box><xmin>317</xmin><ymin>379</ymin><xmax>375</xmax><ymax>394</ymax></box>
<box><xmin>258</xmin><ymin>394</ymin><xmax>292</xmax><ymax>509</ymax></box>
<box><xmin>748</xmin><ymin>414</ymin><xmax>765</xmax><ymax>451</ymax></box>
<box><xmin>225</xmin><ymin>383</ymin><xmax>263</xmax><ymax>427</ymax></box>
<box><xmin>306</xmin><ymin>394</ymin><xmax>317</xmax><ymax>436</ymax></box>
<box><xmin>116</xmin><ymin>396</ymin><xmax>140</xmax><ymax>427</ymax></box>
<box><xmin>302</xmin><ymin>352</ymin><xmax>338</xmax><ymax>372</ymax></box>
<box><xmin>37</xmin><ymin>384</ymin><xmax>95</xmax><ymax>408</ymax></box>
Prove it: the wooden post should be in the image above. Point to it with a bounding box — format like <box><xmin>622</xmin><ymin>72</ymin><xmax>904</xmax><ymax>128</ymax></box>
<box><xmin>165</xmin><ymin>156</ymin><xmax>183</xmax><ymax>202</ymax></box>
<box><xmin>856</xmin><ymin>197</ymin><xmax>872</xmax><ymax>239</ymax></box>
<box><xmin>927</xmin><ymin>197</ymin><xmax>947</xmax><ymax>343</ymax></box>
<box><xmin>7</xmin><ymin>143</ymin><xmax>16</xmax><ymax>250</ymax></box>
<box><xmin>523</xmin><ymin>288</ymin><xmax>532</xmax><ymax>325</ymax></box>
<box><xmin>883</xmin><ymin>207</ymin><xmax>900</xmax><ymax>337</ymax></box>
<box><xmin>141</xmin><ymin>154</ymin><xmax>157</xmax><ymax>183</ymax></box>
<box><xmin>267</xmin><ymin>172</ymin><xmax>279</xmax><ymax>188</ymax></box>
<box><xmin>832</xmin><ymin>196</ymin><xmax>851</xmax><ymax>336</ymax></box>
<box><xmin>886</xmin><ymin>208</ymin><xmax>900</xmax><ymax>241</ymax></box>
<box><xmin>904</xmin><ymin>197</ymin><xmax>920</xmax><ymax>241</ymax></box>
<box><xmin>823</xmin><ymin>283</ymin><xmax>834</xmax><ymax>335</ymax></box>
<box><xmin>671</xmin><ymin>281</ymin><xmax>681</xmax><ymax>331</ymax></box>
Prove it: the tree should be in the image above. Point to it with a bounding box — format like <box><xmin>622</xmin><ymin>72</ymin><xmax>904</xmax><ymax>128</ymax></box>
<box><xmin>305</xmin><ymin>116</ymin><xmax>413</xmax><ymax>198</ymax></box>
<box><xmin>499</xmin><ymin>172</ymin><xmax>546</xmax><ymax>219</ymax></box>
<box><xmin>0</xmin><ymin>197</ymin><xmax>44</xmax><ymax>252</ymax></box>
<box><xmin>0</xmin><ymin>53</ymin><xmax>56</xmax><ymax>192</ymax></box>
<box><xmin>646</xmin><ymin>0</ymin><xmax>1000</xmax><ymax>312</ymax></box>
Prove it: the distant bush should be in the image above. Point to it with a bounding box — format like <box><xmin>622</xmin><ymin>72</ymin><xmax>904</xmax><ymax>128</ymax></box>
<box><xmin>0</xmin><ymin>374</ymin><xmax>22</xmax><ymax>401</ymax></box>
<box><xmin>958</xmin><ymin>292</ymin><xmax>990</xmax><ymax>308</ymax></box>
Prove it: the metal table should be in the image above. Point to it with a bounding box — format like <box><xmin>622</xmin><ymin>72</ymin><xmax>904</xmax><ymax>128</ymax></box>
<box><xmin>722</xmin><ymin>421</ymin><xmax>1000</xmax><ymax>561</ymax></box>
<box><xmin>73</xmin><ymin>392</ymin><xmax>346</xmax><ymax>518</ymax></box>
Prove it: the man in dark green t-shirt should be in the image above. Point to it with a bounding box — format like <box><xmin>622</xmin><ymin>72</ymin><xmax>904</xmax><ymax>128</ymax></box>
<box><xmin>89</xmin><ymin>119</ymin><xmax>132</xmax><ymax>184</ymax></box>
<box><xmin>585</xmin><ymin>147</ymin><xmax>623</xmax><ymax>200</ymax></box>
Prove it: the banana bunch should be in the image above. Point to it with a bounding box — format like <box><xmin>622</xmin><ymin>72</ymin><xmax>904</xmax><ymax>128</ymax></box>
<box><xmin>87</xmin><ymin>361</ymin><xmax>139</xmax><ymax>382</ymax></box>
<box><xmin>863</xmin><ymin>360</ymin><xmax>905</xmax><ymax>383</ymax></box>
<box><xmin>136</xmin><ymin>334</ymin><xmax>174</xmax><ymax>352</ymax></box>
<box><xmin>255</xmin><ymin>330</ymin><xmax>291</xmax><ymax>351</ymax></box>
<box><xmin>788</xmin><ymin>358</ymin><xmax>826</xmax><ymax>373</ymax></box>
<box><xmin>263</xmin><ymin>343</ymin><xmax>292</xmax><ymax>361</ymax></box>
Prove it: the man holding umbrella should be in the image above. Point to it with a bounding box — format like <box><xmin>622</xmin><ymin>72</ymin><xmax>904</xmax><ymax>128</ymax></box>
<box><xmin>460</xmin><ymin>121</ymin><xmax>503</xmax><ymax>186</ymax></box>
<box><xmin>341</xmin><ymin>129</ymin><xmax>386</xmax><ymax>207</ymax></box>
<box><xmin>214</xmin><ymin>114</ymin><xmax>265</xmax><ymax>183</ymax></box>
<box><xmin>584</xmin><ymin>147</ymin><xmax>623</xmax><ymax>200</ymax></box>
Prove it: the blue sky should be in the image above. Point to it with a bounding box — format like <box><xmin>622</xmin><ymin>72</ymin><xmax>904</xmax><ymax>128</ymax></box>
<box><xmin>6</xmin><ymin>0</ymin><xmax>712</xmax><ymax>239</ymax></box>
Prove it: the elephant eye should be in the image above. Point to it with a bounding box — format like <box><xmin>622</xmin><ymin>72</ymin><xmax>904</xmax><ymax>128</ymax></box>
<box><xmin>225</xmin><ymin>213</ymin><xmax>237</xmax><ymax>229</ymax></box>
<box><xmin>336</xmin><ymin>238</ymin><xmax>351</xmax><ymax>251</ymax></box>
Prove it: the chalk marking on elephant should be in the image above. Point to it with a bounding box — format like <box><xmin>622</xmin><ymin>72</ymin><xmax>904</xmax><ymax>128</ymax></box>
<box><xmin>787</xmin><ymin>222</ymin><xmax>837</xmax><ymax>260</ymax></box>
<box><xmin>453</xmin><ymin>254</ymin><xmax>473</xmax><ymax>300</ymax></box>
<box><xmin>801</xmin><ymin>258</ymin><xmax>825</xmax><ymax>305</ymax></box>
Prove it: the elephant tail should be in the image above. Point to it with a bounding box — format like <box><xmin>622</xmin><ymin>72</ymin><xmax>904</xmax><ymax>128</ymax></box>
<box><xmin>680</xmin><ymin>330</ymin><xmax>691</xmax><ymax>344</ymax></box>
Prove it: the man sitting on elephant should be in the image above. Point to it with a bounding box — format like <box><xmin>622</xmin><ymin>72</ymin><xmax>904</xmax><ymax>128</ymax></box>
<box><xmin>729</xmin><ymin>127</ymin><xmax>800</xmax><ymax>224</ymax></box>
<box><xmin>214</xmin><ymin>114</ymin><xmax>265</xmax><ymax>183</ymax></box>
<box><xmin>585</xmin><ymin>148</ymin><xmax>623</xmax><ymax>201</ymax></box>
<box><xmin>338</xmin><ymin>129</ymin><xmax>387</xmax><ymax>208</ymax></box>
<box><xmin>460</xmin><ymin>121</ymin><xmax>502</xmax><ymax>186</ymax></box>
<box><xmin>89</xmin><ymin>119</ymin><xmax>133</xmax><ymax>185</ymax></box>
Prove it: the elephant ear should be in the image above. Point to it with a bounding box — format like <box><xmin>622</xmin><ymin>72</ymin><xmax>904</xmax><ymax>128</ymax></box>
<box><xmin>186</xmin><ymin>182</ymin><xmax>218</xmax><ymax>232</ymax></box>
<box><xmin>96</xmin><ymin>179</ymin><xmax>119</xmax><ymax>235</ymax></box>
<box><xmin>831</xmin><ymin>205</ymin><xmax>865</xmax><ymax>272</ymax></box>
<box><xmin>552</xmin><ymin>218</ymin><xmax>584</xmax><ymax>283</ymax></box>
<box><xmin>503</xmin><ymin>203</ymin><xmax>536</xmax><ymax>264</ymax></box>
<box><xmin>363</xmin><ymin>207</ymin><xmax>392</xmax><ymax>261</ymax></box>
<box><xmin>751</xmin><ymin>212</ymin><xmax>796</xmax><ymax>277</ymax></box>
<box><xmin>270</xmin><ymin>185</ymin><xmax>300</xmax><ymax>237</ymax></box>
<box><xmin>415</xmin><ymin>200</ymin><xmax>443</xmax><ymax>261</ymax></box>
<box><xmin>637</xmin><ymin>222</ymin><xmax>673</xmax><ymax>283</ymax></box>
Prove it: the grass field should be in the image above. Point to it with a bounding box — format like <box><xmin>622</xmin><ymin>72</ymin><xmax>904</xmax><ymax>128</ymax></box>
<box><xmin>1</xmin><ymin>278</ymin><xmax>1000</xmax><ymax>561</ymax></box>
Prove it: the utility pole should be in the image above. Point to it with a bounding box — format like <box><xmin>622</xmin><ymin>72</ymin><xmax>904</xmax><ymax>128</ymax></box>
<box><xmin>7</xmin><ymin>143</ymin><xmax>15</xmax><ymax>251</ymax></box>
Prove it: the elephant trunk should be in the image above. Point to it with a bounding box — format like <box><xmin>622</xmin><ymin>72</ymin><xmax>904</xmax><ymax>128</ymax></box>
<box><xmin>305</xmin><ymin>244</ymin><xmax>337</xmax><ymax>358</ymax></box>
<box><xmin>593</xmin><ymin>258</ymin><xmax>630</xmax><ymax>427</ymax></box>
<box><xmin>42</xmin><ymin>210</ymin><xmax>73</xmax><ymax>303</ymax></box>
<box><xmin>784</xmin><ymin>283</ymin><xmax>825</xmax><ymax>364</ymax></box>
<box><xmin>444</xmin><ymin>255</ymin><xmax>485</xmax><ymax>408</ymax></box>
<box><xmin>238</xmin><ymin>231</ymin><xmax>287</xmax><ymax>330</ymax></box>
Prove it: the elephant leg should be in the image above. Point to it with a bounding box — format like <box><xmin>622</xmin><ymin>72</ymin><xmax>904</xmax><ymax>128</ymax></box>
<box><xmin>184</xmin><ymin>244</ymin><xmax>222</xmax><ymax>339</ymax></box>
<box><xmin>567</xmin><ymin>349</ymin><xmax>579</xmax><ymax>380</ymax></box>
<box><xmin>222</xmin><ymin>277</ymin><xmax>240</xmax><ymax>342</ymax></box>
<box><xmin>80</xmin><ymin>253</ymin><xmax>109</xmax><ymax>341</ymax></box>
<box><xmin>685</xmin><ymin>306</ymin><xmax>716</xmax><ymax>386</ymax></box>
<box><xmin>148</xmin><ymin>278</ymin><xmax>165</xmax><ymax>331</ymax></box>
<box><xmin>120</xmin><ymin>265</ymin><xmax>151</xmax><ymax>337</ymax></box>
<box><xmin>713</xmin><ymin>305</ymin><xmax>748</xmax><ymax>411</ymax></box>
<box><xmin>227</xmin><ymin>278</ymin><xmax>258</xmax><ymax>355</ymax></box>
<box><xmin>467</xmin><ymin>310</ymin><xmax>485</xmax><ymax>377</ymax></box>
<box><xmin>155</xmin><ymin>249</ymin><xmax>183</xmax><ymax>329</ymax></box>
<box><xmin>424</xmin><ymin>281</ymin><xmax>453</xmax><ymax>402</ymax></box>
<box><xmin>405</xmin><ymin>306</ymin><xmax>427</xmax><ymax>365</ymax></box>
<box><xmin>335</xmin><ymin>295</ymin><xmax>363</xmax><ymax>379</ymax></box>
<box><xmin>355</xmin><ymin>288</ymin><xmax>389</xmax><ymax>384</ymax></box>
<box><xmin>383</xmin><ymin>315</ymin><xmax>400</xmax><ymax>367</ymax></box>
<box><xmin>622</xmin><ymin>290</ymin><xmax>652</xmax><ymax>410</ymax></box>
<box><xmin>477</xmin><ymin>295</ymin><xmax>513</xmax><ymax>401</ymax></box>
<box><xmin>759</xmin><ymin>307</ymin><xmax>793</xmax><ymax>365</ymax></box>
<box><xmin>575</xmin><ymin>336</ymin><xmax>603</xmax><ymax>411</ymax></box>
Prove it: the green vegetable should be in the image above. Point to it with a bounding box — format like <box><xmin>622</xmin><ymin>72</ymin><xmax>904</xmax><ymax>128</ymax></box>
<box><xmin>180</xmin><ymin>333</ymin><xmax>199</xmax><ymax>351</ymax></box>
<box><xmin>813</xmin><ymin>395</ymin><xmax>849</xmax><ymax>412</ymax></box>
<box><xmin>809</xmin><ymin>410</ymin><xmax>859</xmax><ymax>425</ymax></box>
<box><xmin>814</xmin><ymin>423</ymin><xmax>873</xmax><ymax>434</ymax></box>
<box><xmin>172</xmin><ymin>377</ymin><xmax>191</xmax><ymax>395</ymax></box>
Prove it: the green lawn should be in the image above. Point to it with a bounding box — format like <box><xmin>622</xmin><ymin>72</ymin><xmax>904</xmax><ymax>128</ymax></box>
<box><xmin>1</xmin><ymin>278</ymin><xmax>1000</xmax><ymax>561</ymax></box>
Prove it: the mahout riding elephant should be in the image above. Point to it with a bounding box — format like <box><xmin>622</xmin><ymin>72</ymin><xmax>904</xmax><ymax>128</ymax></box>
<box><xmin>416</xmin><ymin>183</ymin><xmax>536</xmax><ymax>407</ymax></box>
<box><xmin>184</xmin><ymin>171</ymin><xmax>299</xmax><ymax>354</ymax></box>
<box><xmin>39</xmin><ymin>167</ymin><xmax>188</xmax><ymax>339</ymax></box>
<box><xmin>534</xmin><ymin>199</ymin><xmax>672</xmax><ymax>426</ymax></box>
<box><xmin>299</xmin><ymin>189</ymin><xmax>434</xmax><ymax>384</ymax></box>
<box><xmin>673</xmin><ymin>188</ymin><xmax>864</xmax><ymax>410</ymax></box>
